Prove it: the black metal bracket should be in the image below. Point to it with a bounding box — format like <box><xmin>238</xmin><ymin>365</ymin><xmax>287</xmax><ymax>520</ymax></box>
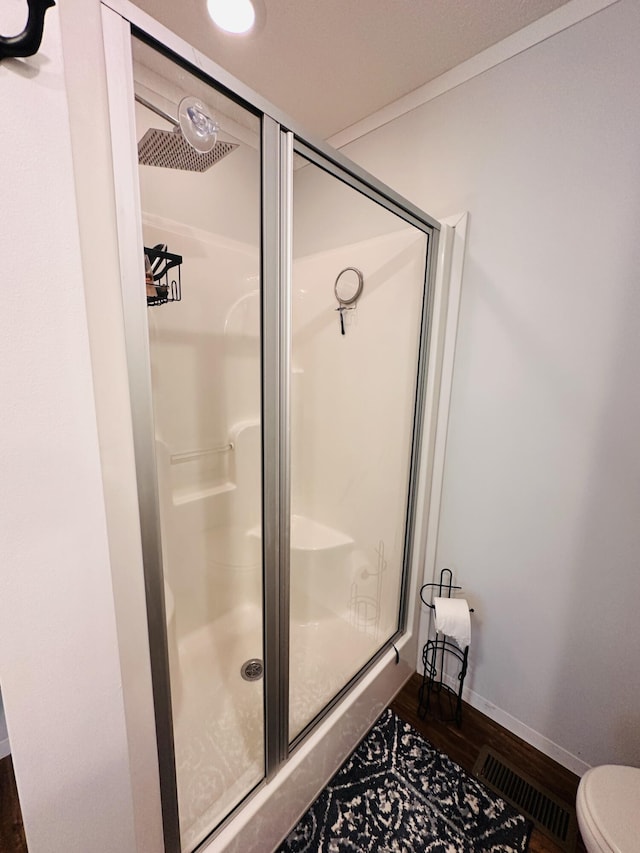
<box><xmin>0</xmin><ymin>0</ymin><xmax>56</xmax><ymax>61</ymax></box>
<box><xmin>418</xmin><ymin>568</ymin><xmax>473</xmax><ymax>727</ymax></box>
<box><xmin>145</xmin><ymin>245</ymin><xmax>182</xmax><ymax>307</ymax></box>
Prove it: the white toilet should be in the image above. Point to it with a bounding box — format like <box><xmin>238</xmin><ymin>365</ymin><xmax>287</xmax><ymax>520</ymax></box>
<box><xmin>576</xmin><ymin>765</ymin><xmax>640</xmax><ymax>852</ymax></box>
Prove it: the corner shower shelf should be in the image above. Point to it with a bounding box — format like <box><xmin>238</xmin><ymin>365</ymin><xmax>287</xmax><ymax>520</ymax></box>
<box><xmin>172</xmin><ymin>481</ymin><xmax>236</xmax><ymax>506</ymax></box>
<box><xmin>247</xmin><ymin>515</ymin><xmax>353</xmax><ymax>552</ymax></box>
<box><xmin>145</xmin><ymin>244</ymin><xmax>182</xmax><ymax>306</ymax></box>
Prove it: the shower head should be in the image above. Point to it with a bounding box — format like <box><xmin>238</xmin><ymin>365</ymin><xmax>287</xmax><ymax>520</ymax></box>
<box><xmin>138</xmin><ymin>127</ymin><xmax>238</xmax><ymax>172</ymax></box>
<box><xmin>135</xmin><ymin>93</ymin><xmax>238</xmax><ymax>172</ymax></box>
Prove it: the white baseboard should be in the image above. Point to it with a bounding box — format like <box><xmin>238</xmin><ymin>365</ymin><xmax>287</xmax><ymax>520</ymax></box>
<box><xmin>432</xmin><ymin>673</ymin><xmax>590</xmax><ymax>777</ymax></box>
<box><xmin>0</xmin><ymin>738</ymin><xmax>9</xmax><ymax>760</ymax></box>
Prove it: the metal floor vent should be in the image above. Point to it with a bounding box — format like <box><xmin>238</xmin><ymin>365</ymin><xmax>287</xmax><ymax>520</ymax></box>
<box><xmin>138</xmin><ymin>128</ymin><xmax>238</xmax><ymax>172</ymax></box>
<box><xmin>473</xmin><ymin>746</ymin><xmax>577</xmax><ymax>851</ymax></box>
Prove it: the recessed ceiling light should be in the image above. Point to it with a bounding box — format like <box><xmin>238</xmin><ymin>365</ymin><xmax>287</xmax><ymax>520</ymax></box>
<box><xmin>207</xmin><ymin>0</ymin><xmax>256</xmax><ymax>35</ymax></box>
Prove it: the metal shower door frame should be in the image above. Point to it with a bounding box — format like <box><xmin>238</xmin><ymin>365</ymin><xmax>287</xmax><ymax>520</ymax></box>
<box><xmin>284</xmin><ymin>141</ymin><xmax>437</xmax><ymax>753</ymax></box>
<box><xmin>101</xmin><ymin>2</ymin><xmax>440</xmax><ymax>850</ymax></box>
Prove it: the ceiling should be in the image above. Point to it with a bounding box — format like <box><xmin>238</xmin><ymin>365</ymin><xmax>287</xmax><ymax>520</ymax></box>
<box><xmin>134</xmin><ymin>0</ymin><xmax>574</xmax><ymax>140</ymax></box>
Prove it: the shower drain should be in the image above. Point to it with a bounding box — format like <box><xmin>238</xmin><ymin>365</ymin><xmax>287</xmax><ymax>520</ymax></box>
<box><xmin>241</xmin><ymin>658</ymin><xmax>264</xmax><ymax>682</ymax></box>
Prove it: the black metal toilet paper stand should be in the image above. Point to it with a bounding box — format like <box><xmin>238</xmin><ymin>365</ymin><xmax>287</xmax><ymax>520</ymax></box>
<box><xmin>418</xmin><ymin>568</ymin><xmax>473</xmax><ymax>727</ymax></box>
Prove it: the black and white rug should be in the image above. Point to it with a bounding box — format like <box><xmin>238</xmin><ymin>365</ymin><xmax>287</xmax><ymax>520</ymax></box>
<box><xmin>276</xmin><ymin>708</ymin><xmax>532</xmax><ymax>852</ymax></box>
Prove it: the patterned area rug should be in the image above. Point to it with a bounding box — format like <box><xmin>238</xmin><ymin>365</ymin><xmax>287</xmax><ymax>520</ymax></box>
<box><xmin>276</xmin><ymin>708</ymin><xmax>532</xmax><ymax>852</ymax></box>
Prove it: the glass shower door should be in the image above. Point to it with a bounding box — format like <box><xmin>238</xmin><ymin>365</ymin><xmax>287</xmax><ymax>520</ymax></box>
<box><xmin>132</xmin><ymin>37</ymin><xmax>264</xmax><ymax>851</ymax></box>
<box><xmin>289</xmin><ymin>154</ymin><xmax>429</xmax><ymax>741</ymax></box>
<box><xmin>108</xmin><ymin>12</ymin><xmax>438</xmax><ymax>846</ymax></box>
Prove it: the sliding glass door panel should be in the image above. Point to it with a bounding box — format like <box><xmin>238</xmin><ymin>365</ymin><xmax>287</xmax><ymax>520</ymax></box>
<box><xmin>132</xmin><ymin>36</ymin><xmax>264</xmax><ymax>851</ymax></box>
<box><xmin>289</xmin><ymin>157</ymin><xmax>428</xmax><ymax>740</ymax></box>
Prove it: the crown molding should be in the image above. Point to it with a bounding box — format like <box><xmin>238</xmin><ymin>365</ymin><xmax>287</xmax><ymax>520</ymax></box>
<box><xmin>327</xmin><ymin>0</ymin><xmax>620</xmax><ymax>150</ymax></box>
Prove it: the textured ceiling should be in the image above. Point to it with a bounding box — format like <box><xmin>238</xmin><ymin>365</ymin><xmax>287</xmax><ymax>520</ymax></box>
<box><xmin>133</xmin><ymin>0</ymin><xmax>574</xmax><ymax>139</ymax></box>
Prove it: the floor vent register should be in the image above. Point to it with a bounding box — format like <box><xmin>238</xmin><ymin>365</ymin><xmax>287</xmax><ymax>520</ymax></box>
<box><xmin>473</xmin><ymin>746</ymin><xmax>578</xmax><ymax>852</ymax></box>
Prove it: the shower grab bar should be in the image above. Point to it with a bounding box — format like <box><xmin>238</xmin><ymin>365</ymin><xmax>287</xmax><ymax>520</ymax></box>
<box><xmin>170</xmin><ymin>443</ymin><xmax>234</xmax><ymax>464</ymax></box>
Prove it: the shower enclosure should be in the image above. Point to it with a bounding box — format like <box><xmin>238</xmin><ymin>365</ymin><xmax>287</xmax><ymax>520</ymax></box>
<box><xmin>103</xmin><ymin>6</ymin><xmax>439</xmax><ymax>852</ymax></box>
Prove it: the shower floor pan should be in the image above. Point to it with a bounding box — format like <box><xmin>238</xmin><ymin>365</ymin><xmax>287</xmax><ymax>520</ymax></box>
<box><xmin>172</xmin><ymin>601</ymin><xmax>381</xmax><ymax>851</ymax></box>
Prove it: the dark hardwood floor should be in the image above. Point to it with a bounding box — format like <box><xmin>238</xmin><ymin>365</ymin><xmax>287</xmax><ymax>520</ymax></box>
<box><xmin>391</xmin><ymin>672</ymin><xmax>586</xmax><ymax>853</ymax></box>
<box><xmin>0</xmin><ymin>755</ymin><xmax>27</xmax><ymax>853</ymax></box>
<box><xmin>0</xmin><ymin>675</ymin><xmax>586</xmax><ymax>853</ymax></box>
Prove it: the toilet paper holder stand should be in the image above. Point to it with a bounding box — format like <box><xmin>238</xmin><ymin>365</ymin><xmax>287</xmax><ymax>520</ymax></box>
<box><xmin>418</xmin><ymin>567</ymin><xmax>474</xmax><ymax>727</ymax></box>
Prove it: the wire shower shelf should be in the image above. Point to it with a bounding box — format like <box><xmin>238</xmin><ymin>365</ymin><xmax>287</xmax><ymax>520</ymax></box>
<box><xmin>145</xmin><ymin>245</ymin><xmax>182</xmax><ymax>306</ymax></box>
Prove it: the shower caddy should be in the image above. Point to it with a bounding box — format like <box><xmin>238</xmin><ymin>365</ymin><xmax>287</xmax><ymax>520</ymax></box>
<box><xmin>144</xmin><ymin>245</ymin><xmax>182</xmax><ymax>306</ymax></box>
<box><xmin>418</xmin><ymin>568</ymin><xmax>472</xmax><ymax>727</ymax></box>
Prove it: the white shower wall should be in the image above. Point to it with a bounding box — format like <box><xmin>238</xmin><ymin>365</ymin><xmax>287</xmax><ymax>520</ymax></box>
<box><xmin>143</xmin><ymin>215</ymin><xmax>261</xmax><ymax>636</ymax></box>
<box><xmin>146</xmin><ymin>220</ymin><xmax>259</xmax><ymax>447</ymax></box>
<box><xmin>291</xmin><ymin>229</ymin><xmax>427</xmax><ymax>634</ymax></box>
<box><xmin>144</xmin><ymin>213</ymin><xmax>426</xmax><ymax>642</ymax></box>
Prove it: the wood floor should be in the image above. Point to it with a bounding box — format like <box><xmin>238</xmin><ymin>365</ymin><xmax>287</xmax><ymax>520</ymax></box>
<box><xmin>391</xmin><ymin>672</ymin><xmax>586</xmax><ymax>853</ymax></box>
<box><xmin>0</xmin><ymin>674</ymin><xmax>586</xmax><ymax>853</ymax></box>
<box><xmin>0</xmin><ymin>755</ymin><xmax>27</xmax><ymax>853</ymax></box>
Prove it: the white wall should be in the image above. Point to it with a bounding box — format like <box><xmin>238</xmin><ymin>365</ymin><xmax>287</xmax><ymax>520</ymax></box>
<box><xmin>0</xmin><ymin>4</ymin><xmax>142</xmax><ymax>851</ymax></box>
<box><xmin>341</xmin><ymin>0</ymin><xmax>640</xmax><ymax>771</ymax></box>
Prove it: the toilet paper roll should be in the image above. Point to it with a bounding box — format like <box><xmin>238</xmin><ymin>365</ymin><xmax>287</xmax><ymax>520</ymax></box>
<box><xmin>433</xmin><ymin>597</ymin><xmax>471</xmax><ymax>650</ymax></box>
